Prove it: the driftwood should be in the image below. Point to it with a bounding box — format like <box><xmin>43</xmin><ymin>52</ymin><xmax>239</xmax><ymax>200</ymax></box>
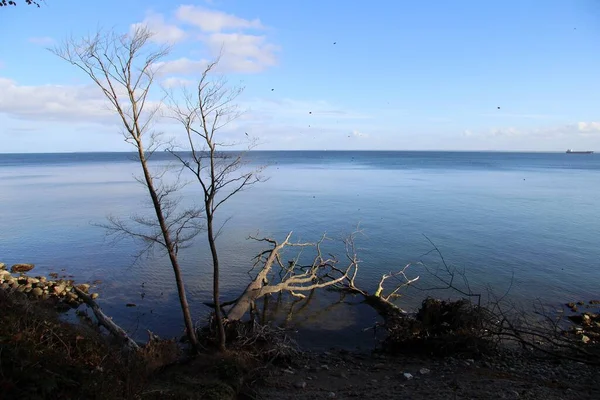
<box><xmin>227</xmin><ymin>232</ymin><xmax>359</xmax><ymax>322</ymax></box>
<box><xmin>73</xmin><ymin>286</ymin><xmax>140</xmax><ymax>352</ymax></box>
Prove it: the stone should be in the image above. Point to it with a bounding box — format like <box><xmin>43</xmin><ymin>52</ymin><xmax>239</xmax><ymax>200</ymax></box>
<box><xmin>0</xmin><ymin>270</ymin><xmax>11</xmax><ymax>280</ymax></box>
<box><xmin>31</xmin><ymin>287</ymin><xmax>43</xmax><ymax>297</ymax></box>
<box><xmin>10</xmin><ymin>263</ymin><xmax>35</xmax><ymax>273</ymax></box>
<box><xmin>403</xmin><ymin>373</ymin><xmax>413</xmax><ymax>380</ymax></box>
<box><xmin>0</xmin><ymin>262</ymin><xmax>5</xmax><ymax>270</ymax></box>
<box><xmin>320</xmin><ymin>364</ymin><xmax>330</xmax><ymax>371</ymax></box>
<box><xmin>26</xmin><ymin>277</ymin><xmax>39</xmax><ymax>284</ymax></box>
<box><xmin>419</xmin><ymin>368</ymin><xmax>431</xmax><ymax>375</ymax></box>
<box><xmin>90</xmin><ymin>293</ymin><xmax>99</xmax><ymax>300</ymax></box>
<box><xmin>327</xmin><ymin>392</ymin><xmax>336</xmax><ymax>398</ymax></box>
<box><xmin>294</xmin><ymin>381</ymin><xmax>307</xmax><ymax>389</ymax></box>
<box><xmin>53</xmin><ymin>284</ymin><xmax>66</xmax><ymax>295</ymax></box>
<box><xmin>76</xmin><ymin>283</ymin><xmax>90</xmax><ymax>293</ymax></box>
<box><xmin>66</xmin><ymin>292</ymin><xmax>78</xmax><ymax>301</ymax></box>
<box><xmin>581</xmin><ymin>335</ymin><xmax>590</xmax><ymax>344</ymax></box>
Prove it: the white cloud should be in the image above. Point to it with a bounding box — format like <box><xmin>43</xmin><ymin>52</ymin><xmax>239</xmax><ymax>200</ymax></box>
<box><xmin>0</xmin><ymin>78</ymin><xmax>163</xmax><ymax>125</ymax></box>
<box><xmin>155</xmin><ymin>33</ymin><xmax>279</xmax><ymax>74</ymax></box>
<box><xmin>490</xmin><ymin>127</ymin><xmax>521</xmax><ymax>137</ymax></box>
<box><xmin>351</xmin><ymin>129</ymin><xmax>369</xmax><ymax>138</ymax></box>
<box><xmin>175</xmin><ymin>5</ymin><xmax>264</xmax><ymax>32</ymax></box>
<box><xmin>28</xmin><ymin>36</ymin><xmax>55</xmax><ymax>46</ymax></box>
<box><xmin>155</xmin><ymin>57</ymin><xmax>209</xmax><ymax>75</ymax></box>
<box><xmin>130</xmin><ymin>6</ymin><xmax>278</xmax><ymax>74</ymax></box>
<box><xmin>204</xmin><ymin>33</ymin><xmax>279</xmax><ymax>73</ymax></box>
<box><xmin>0</xmin><ymin>78</ymin><xmax>115</xmax><ymax>123</ymax></box>
<box><xmin>577</xmin><ymin>121</ymin><xmax>600</xmax><ymax>133</ymax></box>
<box><xmin>464</xmin><ymin>122</ymin><xmax>600</xmax><ymax>139</ymax></box>
<box><xmin>161</xmin><ymin>77</ymin><xmax>195</xmax><ymax>88</ymax></box>
<box><xmin>131</xmin><ymin>11</ymin><xmax>187</xmax><ymax>44</ymax></box>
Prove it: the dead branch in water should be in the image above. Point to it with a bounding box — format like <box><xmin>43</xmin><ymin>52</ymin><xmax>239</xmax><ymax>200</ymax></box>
<box><xmin>73</xmin><ymin>286</ymin><xmax>140</xmax><ymax>352</ymax></box>
<box><xmin>226</xmin><ymin>232</ymin><xmax>359</xmax><ymax>321</ymax></box>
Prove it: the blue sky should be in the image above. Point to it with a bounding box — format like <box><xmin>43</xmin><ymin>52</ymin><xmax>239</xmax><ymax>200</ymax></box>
<box><xmin>1</xmin><ymin>0</ymin><xmax>599</xmax><ymax>152</ymax></box>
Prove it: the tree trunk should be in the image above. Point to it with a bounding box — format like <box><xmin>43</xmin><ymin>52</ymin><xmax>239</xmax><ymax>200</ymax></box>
<box><xmin>73</xmin><ymin>286</ymin><xmax>140</xmax><ymax>352</ymax></box>
<box><xmin>207</xmin><ymin>212</ymin><xmax>226</xmax><ymax>351</ymax></box>
<box><xmin>227</xmin><ymin>236</ymin><xmax>289</xmax><ymax>321</ymax></box>
<box><xmin>137</xmin><ymin>146</ymin><xmax>199</xmax><ymax>351</ymax></box>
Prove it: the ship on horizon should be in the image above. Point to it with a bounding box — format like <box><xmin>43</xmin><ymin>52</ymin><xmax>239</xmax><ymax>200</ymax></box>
<box><xmin>566</xmin><ymin>149</ymin><xmax>594</xmax><ymax>154</ymax></box>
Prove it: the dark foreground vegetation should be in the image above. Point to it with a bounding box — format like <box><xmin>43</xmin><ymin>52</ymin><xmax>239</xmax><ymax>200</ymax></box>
<box><xmin>1</xmin><ymin>263</ymin><xmax>599</xmax><ymax>400</ymax></box>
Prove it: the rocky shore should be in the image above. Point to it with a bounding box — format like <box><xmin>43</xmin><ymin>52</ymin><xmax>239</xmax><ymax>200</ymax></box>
<box><xmin>1</xmin><ymin>261</ymin><xmax>599</xmax><ymax>399</ymax></box>
<box><xmin>257</xmin><ymin>347</ymin><xmax>599</xmax><ymax>400</ymax></box>
<box><xmin>0</xmin><ymin>262</ymin><xmax>99</xmax><ymax>308</ymax></box>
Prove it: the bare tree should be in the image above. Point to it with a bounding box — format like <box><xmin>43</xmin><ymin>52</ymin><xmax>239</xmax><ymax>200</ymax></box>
<box><xmin>167</xmin><ymin>59</ymin><xmax>263</xmax><ymax>351</ymax></box>
<box><xmin>52</xmin><ymin>27</ymin><xmax>201</xmax><ymax>350</ymax></box>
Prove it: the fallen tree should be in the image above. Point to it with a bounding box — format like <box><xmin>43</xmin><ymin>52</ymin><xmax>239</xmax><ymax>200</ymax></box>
<box><xmin>225</xmin><ymin>232</ymin><xmax>360</xmax><ymax>322</ymax></box>
<box><xmin>73</xmin><ymin>286</ymin><xmax>140</xmax><ymax>352</ymax></box>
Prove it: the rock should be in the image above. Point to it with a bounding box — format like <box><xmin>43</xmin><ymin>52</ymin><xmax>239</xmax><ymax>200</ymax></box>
<box><xmin>327</xmin><ymin>392</ymin><xmax>336</xmax><ymax>398</ymax></box>
<box><xmin>66</xmin><ymin>292</ymin><xmax>79</xmax><ymax>301</ymax></box>
<box><xmin>403</xmin><ymin>373</ymin><xmax>413</xmax><ymax>380</ymax></box>
<box><xmin>39</xmin><ymin>276</ymin><xmax>47</xmax><ymax>283</ymax></box>
<box><xmin>26</xmin><ymin>277</ymin><xmax>39</xmax><ymax>284</ymax></box>
<box><xmin>10</xmin><ymin>263</ymin><xmax>35</xmax><ymax>273</ymax></box>
<box><xmin>16</xmin><ymin>285</ymin><xmax>26</xmax><ymax>292</ymax></box>
<box><xmin>53</xmin><ymin>284</ymin><xmax>66</xmax><ymax>295</ymax></box>
<box><xmin>320</xmin><ymin>364</ymin><xmax>330</xmax><ymax>371</ymax></box>
<box><xmin>31</xmin><ymin>287</ymin><xmax>43</xmax><ymax>297</ymax></box>
<box><xmin>76</xmin><ymin>283</ymin><xmax>90</xmax><ymax>293</ymax></box>
<box><xmin>90</xmin><ymin>293</ymin><xmax>99</xmax><ymax>300</ymax></box>
<box><xmin>0</xmin><ymin>270</ymin><xmax>11</xmax><ymax>279</ymax></box>
<box><xmin>581</xmin><ymin>335</ymin><xmax>590</xmax><ymax>344</ymax></box>
<box><xmin>294</xmin><ymin>381</ymin><xmax>307</xmax><ymax>389</ymax></box>
<box><xmin>0</xmin><ymin>262</ymin><xmax>5</xmax><ymax>270</ymax></box>
<box><xmin>419</xmin><ymin>368</ymin><xmax>431</xmax><ymax>375</ymax></box>
<box><xmin>373</xmin><ymin>363</ymin><xmax>386</xmax><ymax>369</ymax></box>
<box><xmin>1</xmin><ymin>283</ymin><xmax>9</xmax><ymax>290</ymax></box>
<box><xmin>126</xmin><ymin>303</ymin><xmax>137</xmax><ymax>307</ymax></box>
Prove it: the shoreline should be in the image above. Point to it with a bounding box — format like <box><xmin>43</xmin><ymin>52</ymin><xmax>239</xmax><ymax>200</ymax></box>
<box><xmin>1</xmin><ymin>279</ymin><xmax>598</xmax><ymax>399</ymax></box>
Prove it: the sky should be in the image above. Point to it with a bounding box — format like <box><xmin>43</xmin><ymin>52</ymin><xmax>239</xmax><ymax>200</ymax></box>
<box><xmin>0</xmin><ymin>0</ymin><xmax>599</xmax><ymax>152</ymax></box>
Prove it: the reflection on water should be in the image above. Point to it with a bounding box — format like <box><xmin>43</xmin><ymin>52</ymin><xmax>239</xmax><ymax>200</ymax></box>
<box><xmin>1</xmin><ymin>152</ymin><xmax>599</xmax><ymax>349</ymax></box>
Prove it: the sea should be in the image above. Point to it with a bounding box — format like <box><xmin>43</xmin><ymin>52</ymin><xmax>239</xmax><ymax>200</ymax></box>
<box><xmin>1</xmin><ymin>151</ymin><xmax>599</xmax><ymax>350</ymax></box>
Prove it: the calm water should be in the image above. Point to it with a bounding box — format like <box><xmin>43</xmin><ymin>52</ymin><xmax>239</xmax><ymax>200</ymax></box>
<box><xmin>1</xmin><ymin>151</ymin><xmax>599</xmax><ymax>349</ymax></box>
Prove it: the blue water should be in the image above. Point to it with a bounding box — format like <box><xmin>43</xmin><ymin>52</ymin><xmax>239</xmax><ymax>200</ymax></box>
<box><xmin>1</xmin><ymin>151</ymin><xmax>599</xmax><ymax>349</ymax></box>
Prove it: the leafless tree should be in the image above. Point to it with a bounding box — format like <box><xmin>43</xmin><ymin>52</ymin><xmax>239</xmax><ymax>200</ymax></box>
<box><xmin>51</xmin><ymin>27</ymin><xmax>201</xmax><ymax>350</ymax></box>
<box><xmin>167</xmin><ymin>59</ymin><xmax>263</xmax><ymax>351</ymax></box>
